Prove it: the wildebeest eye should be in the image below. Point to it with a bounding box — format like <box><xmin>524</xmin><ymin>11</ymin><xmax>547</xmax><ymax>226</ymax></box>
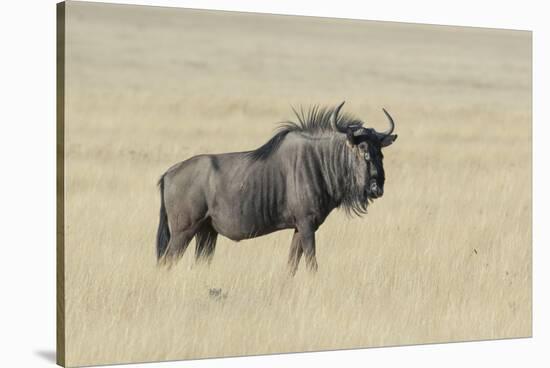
<box><xmin>364</xmin><ymin>152</ymin><xmax>371</xmax><ymax>161</ymax></box>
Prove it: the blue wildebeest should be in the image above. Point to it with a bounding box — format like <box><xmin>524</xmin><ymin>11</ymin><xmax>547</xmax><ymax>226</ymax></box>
<box><xmin>156</xmin><ymin>102</ymin><xmax>397</xmax><ymax>274</ymax></box>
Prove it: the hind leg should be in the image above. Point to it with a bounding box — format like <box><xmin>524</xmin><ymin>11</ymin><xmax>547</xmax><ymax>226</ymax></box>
<box><xmin>195</xmin><ymin>221</ymin><xmax>218</xmax><ymax>264</ymax></box>
<box><xmin>163</xmin><ymin>230</ymin><xmax>193</xmax><ymax>260</ymax></box>
<box><xmin>161</xmin><ymin>187</ymin><xmax>209</xmax><ymax>265</ymax></box>
<box><xmin>161</xmin><ymin>221</ymin><xmax>204</xmax><ymax>265</ymax></box>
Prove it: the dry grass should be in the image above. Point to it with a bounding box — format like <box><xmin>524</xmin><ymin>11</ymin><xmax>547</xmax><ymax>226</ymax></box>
<box><xmin>62</xmin><ymin>2</ymin><xmax>531</xmax><ymax>367</ymax></box>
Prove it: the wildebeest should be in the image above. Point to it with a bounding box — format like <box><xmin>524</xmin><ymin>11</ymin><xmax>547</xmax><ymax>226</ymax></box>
<box><xmin>156</xmin><ymin>102</ymin><xmax>397</xmax><ymax>274</ymax></box>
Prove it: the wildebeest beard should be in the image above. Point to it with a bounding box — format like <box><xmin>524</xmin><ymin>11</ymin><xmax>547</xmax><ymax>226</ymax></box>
<box><xmin>339</xmin><ymin>142</ymin><xmax>380</xmax><ymax>215</ymax></box>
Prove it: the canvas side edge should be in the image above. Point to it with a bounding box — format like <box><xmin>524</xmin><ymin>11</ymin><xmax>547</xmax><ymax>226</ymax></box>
<box><xmin>56</xmin><ymin>2</ymin><xmax>66</xmax><ymax>367</ymax></box>
<box><xmin>529</xmin><ymin>29</ymin><xmax>533</xmax><ymax>338</ymax></box>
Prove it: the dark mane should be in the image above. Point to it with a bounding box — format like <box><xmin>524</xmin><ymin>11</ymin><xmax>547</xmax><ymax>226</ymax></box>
<box><xmin>248</xmin><ymin>105</ymin><xmax>363</xmax><ymax>161</ymax></box>
<box><xmin>247</xmin><ymin>129</ymin><xmax>291</xmax><ymax>161</ymax></box>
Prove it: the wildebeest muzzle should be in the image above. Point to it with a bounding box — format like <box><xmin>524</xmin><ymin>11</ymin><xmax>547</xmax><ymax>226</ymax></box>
<box><xmin>369</xmin><ymin>179</ymin><xmax>383</xmax><ymax>198</ymax></box>
<box><xmin>366</xmin><ymin>160</ymin><xmax>383</xmax><ymax>198</ymax></box>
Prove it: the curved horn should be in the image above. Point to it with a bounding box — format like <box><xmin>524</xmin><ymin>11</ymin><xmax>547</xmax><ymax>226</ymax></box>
<box><xmin>331</xmin><ymin>101</ymin><xmax>346</xmax><ymax>132</ymax></box>
<box><xmin>381</xmin><ymin>108</ymin><xmax>395</xmax><ymax>136</ymax></box>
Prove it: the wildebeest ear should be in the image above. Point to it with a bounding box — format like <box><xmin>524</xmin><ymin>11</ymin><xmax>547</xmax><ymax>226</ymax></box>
<box><xmin>380</xmin><ymin>134</ymin><xmax>398</xmax><ymax>147</ymax></box>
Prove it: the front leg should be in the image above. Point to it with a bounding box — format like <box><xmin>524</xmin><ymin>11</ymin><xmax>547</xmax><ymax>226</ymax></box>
<box><xmin>288</xmin><ymin>230</ymin><xmax>303</xmax><ymax>276</ymax></box>
<box><xmin>296</xmin><ymin>223</ymin><xmax>318</xmax><ymax>273</ymax></box>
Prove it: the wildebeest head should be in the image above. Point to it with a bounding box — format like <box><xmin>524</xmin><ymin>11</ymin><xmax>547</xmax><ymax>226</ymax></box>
<box><xmin>331</xmin><ymin>101</ymin><xmax>397</xmax><ymax>200</ymax></box>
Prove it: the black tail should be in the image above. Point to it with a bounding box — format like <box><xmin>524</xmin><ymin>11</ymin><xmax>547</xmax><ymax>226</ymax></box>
<box><xmin>156</xmin><ymin>176</ymin><xmax>170</xmax><ymax>261</ymax></box>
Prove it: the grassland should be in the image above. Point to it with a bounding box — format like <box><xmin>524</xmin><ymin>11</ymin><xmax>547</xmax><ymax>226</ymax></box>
<box><xmin>62</xmin><ymin>2</ymin><xmax>531</xmax><ymax>366</ymax></box>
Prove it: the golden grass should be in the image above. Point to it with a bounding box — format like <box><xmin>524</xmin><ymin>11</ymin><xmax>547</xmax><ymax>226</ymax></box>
<box><xmin>62</xmin><ymin>2</ymin><xmax>531</xmax><ymax>366</ymax></box>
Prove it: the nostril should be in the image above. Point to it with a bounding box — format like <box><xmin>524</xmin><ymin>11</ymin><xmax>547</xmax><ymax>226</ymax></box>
<box><xmin>368</xmin><ymin>181</ymin><xmax>384</xmax><ymax>197</ymax></box>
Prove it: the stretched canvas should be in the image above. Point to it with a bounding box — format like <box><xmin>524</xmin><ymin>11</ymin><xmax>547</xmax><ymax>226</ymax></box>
<box><xmin>56</xmin><ymin>1</ymin><xmax>532</xmax><ymax>367</ymax></box>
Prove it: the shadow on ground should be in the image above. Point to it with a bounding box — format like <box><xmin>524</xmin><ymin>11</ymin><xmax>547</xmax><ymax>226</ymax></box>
<box><xmin>35</xmin><ymin>350</ymin><xmax>56</xmax><ymax>364</ymax></box>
